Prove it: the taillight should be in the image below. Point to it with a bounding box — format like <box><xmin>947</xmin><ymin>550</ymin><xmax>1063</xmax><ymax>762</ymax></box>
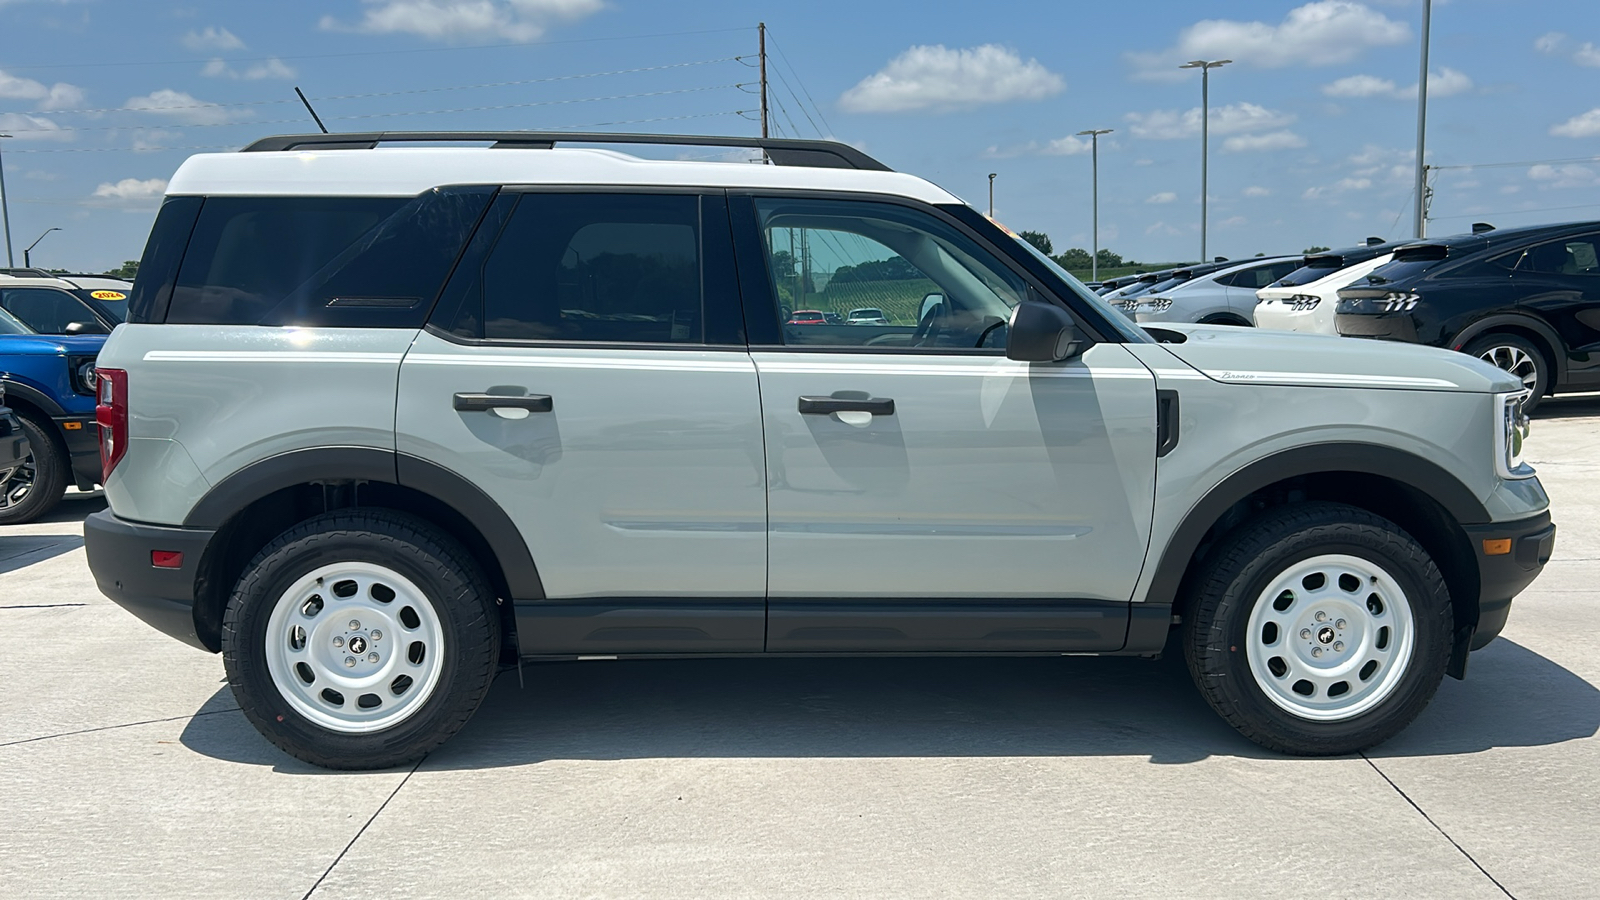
<box><xmin>96</xmin><ymin>368</ymin><xmax>129</xmax><ymax>480</ymax></box>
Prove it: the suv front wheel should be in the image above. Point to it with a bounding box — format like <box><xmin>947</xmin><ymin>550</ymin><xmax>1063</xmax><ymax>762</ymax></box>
<box><xmin>222</xmin><ymin>510</ymin><xmax>501</xmax><ymax>770</ymax></box>
<box><xmin>1183</xmin><ymin>502</ymin><xmax>1452</xmax><ymax>755</ymax></box>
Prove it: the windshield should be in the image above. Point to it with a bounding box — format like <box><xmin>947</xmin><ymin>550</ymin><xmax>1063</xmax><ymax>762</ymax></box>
<box><xmin>0</xmin><ymin>306</ymin><xmax>35</xmax><ymax>335</ymax></box>
<box><xmin>73</xmin><ymin>289</ymin><xmax>127</xmax><ymax>324</ymax></box>
<box><xmin>1005</xmin><ymin>234</ymin><xmax>1150</xmax><ymax>342</ymax></box>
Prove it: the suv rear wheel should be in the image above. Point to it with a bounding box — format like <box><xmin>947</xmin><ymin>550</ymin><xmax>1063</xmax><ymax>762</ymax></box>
<box><xmin>0</xmin><ymin>414</ymin><xmax>67</xmax><ymax>526</ymax></box>
<box><xmin>1183</xmin><ymin>502</ymin><xmax>1452</xmax><ymax>755</ymax></box>
<box><xmin>1462</xmin><ymin>333</ymin><xmax>1549</xmax><ymax>410</ymax></box>
<box><xmin>222</xmin><ymin>510</ymin><xmax>501</xmax><ymax>770</ymax></box>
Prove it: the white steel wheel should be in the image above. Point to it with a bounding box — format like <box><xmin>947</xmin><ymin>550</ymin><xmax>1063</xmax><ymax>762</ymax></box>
<box><xmin>1245</xmin><ymin>553</ymin><xmax>1416</xmax><ymax>722</ymax></box>
<box><xmin>1477</xmin><ymin>343</ymin><xmax>1539</xmax><ymax>392</ymax></box>
<box><xmin>264</xmin><ymin>561</ymin><xmax>446</xmax><ymax>734</ymax></box>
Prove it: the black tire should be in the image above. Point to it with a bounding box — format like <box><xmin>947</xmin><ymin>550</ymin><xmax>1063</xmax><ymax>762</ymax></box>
<box><xmin>222</xmin><ymin>509</ymin><xmax>501</xmax><ymax>770</ymax></box>
<box><xmin>1461</xmin><ymin>332</ymin><xmax>1550</xmax><ymax>411</ymax></box>
<box><xmin>0</xmin><ymin>413</ymin><xmax>68</xmax><ymax>526</ymax></box>
<box><xmin>1182</xmin><ymin>502</ymin><xmax>1453</xmax><ymax>756</ymax></box>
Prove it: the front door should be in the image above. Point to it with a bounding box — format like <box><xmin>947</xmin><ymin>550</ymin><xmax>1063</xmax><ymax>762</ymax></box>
<box><xmin>736</xmin><ymin>195</ymin><xmax>1158</xmax><ymax>652</ymax></box>
<box><xmin>396</xmin><ymin>191</ymin><xmax>768</xmax><ymax>653</ymax></box>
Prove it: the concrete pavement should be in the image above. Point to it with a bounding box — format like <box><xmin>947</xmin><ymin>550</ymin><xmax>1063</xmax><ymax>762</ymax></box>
<box><xmin>2</xmin><ymin>399</ymin><xmax>1596</xmax><ymax>899</ymax></box>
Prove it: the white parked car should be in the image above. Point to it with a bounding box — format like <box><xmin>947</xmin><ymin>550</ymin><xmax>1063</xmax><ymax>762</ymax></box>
<box><xmin>1130</xmin><ymin>257</ymin><xmax>1301</xmax><ymax>327</ymax></box>
<box><xmin>1253</xmin><ymin>243</ymin><xmax>1402</xmax><ymax>335</ymax></box>
<box><xmin>846</xmin><ymin>307</ymin><xmax>890</xmax><ymax>325</ymax></box>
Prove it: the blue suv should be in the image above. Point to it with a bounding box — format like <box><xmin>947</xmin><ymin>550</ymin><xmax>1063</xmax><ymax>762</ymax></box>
<box><xmin>0</xmin><ymin>272</ymin><xmax>127</xmax><ymax>524</ymax></box>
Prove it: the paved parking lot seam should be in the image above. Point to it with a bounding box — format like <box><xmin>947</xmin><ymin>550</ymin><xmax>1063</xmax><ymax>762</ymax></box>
<box><xmin>0</xmin><ymin>707</ymin><xmax>239</xmax><ymax>748</ymax></box>
<box><xmin>301</xmin><ymin>755</ymin><xmax>425</xmax><ymax>900</ymax></box>
<box><xmin>1362</xmin><ymin>754</ymin><xmax>1517</xmax><ymax>899</ymax></box>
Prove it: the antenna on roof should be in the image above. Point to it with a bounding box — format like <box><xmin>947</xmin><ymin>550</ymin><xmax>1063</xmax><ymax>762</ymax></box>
<box><xmin>1472</xmin><ymin>222</ymin><xmax>1495</xmax><ymax>234</ymax></box>
<box><xmin>294</xmin><ymin>87</ymin><xmax>330</xmax><ymax>135</ymax></box>
<box><xmin>1366</xmin><ymin>237</ymin><xmax>1384</xmax><ymax>246</ymax></box>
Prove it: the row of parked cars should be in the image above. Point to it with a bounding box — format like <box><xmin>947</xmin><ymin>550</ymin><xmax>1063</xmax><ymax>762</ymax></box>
<box><xmin>1095</xmin><ymin>219</ymin><xmax>1600</xmax><ymax>410</ymax></box>
<box><xmin>0</xmin><ymin>270</ymin><xmax>131</xmax><ymax>524</ymax></box>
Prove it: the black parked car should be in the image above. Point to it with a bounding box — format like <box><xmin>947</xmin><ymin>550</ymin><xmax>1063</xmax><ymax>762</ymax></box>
<box><xmin>1336</xmin><ymin>221</ymin><xmax>1600</xmax><ymax>409</ymax></box>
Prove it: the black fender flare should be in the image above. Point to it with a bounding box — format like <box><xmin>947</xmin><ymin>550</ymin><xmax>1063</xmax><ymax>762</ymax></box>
<box><xmin>1144</xmin><ymin>442</ymin><xmax>1489</xmax><ymax>611</ymax></box>
<box><xmin>184</xmin><ymin>446</ymin><xmax>545</xmax><ymax>599</ymax></box>
<box><xmin>1449</xmin><ymin>313</ymin><xmax>1568</xmax><ymax>385</ymax></box>
<box><xmin>0</xmin><ymin>379</ymin><xmax>69</xmax><ymax>419</ymax></box>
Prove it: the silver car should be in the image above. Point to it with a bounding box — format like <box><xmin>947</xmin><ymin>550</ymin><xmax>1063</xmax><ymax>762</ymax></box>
<box><xmin>1131</xmin><ymin>257</ymin><xmax>1302</xmax><ymax>327</ymax></box>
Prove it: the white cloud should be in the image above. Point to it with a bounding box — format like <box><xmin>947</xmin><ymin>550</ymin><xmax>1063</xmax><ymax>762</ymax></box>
<box><xmin>1144</xmin><ymin>220</ymin><xmax>1184</xmax><ymax>237</ymax></box>
<box><xmin>0</xmin><ymin>68</ymin><xmax>85</xmax><ymax>111</ymax></box>
<box><xmin>840</xmin><ymin>44</ymin><xmax>1064</xmax><ymax>114</ymax></box>
<box><xmin>1146</xmin><ymin>192</ymin><xmax>1177</xmax><ymax>204</ymax></box>
<box><xmin>202</xmin><ymin>57</ymin><xmax>296</xmax><ymax>80</ymax></box>
<box><xmin>320</xmin><ymin>0</ymin><xmax>604</xmax><ymax>43</ymax></box>
<box><xmin>1321</xmin><ymin>67</ymin><xmax>1472</xmax><ymax>100</ymax></box>
<box><xmin>130</xmin><ymin>129</ymin><xmax>179</xmax><ymax>152</ymax></box>
<box><xmin>1126</xmin><ymin>1</ymin><xmax>1410</xmax><ymax>78</ymax></box>
<box><xmin>1303</xmin><ymin>177</ymin><xmax>1373</xmax><ymax>200</ymax></box>
<box><xmin>1218</xmin><ymin>215</ymin><xmax>1247</xmax><ymax>227</ymax></box>
<box><xmin>182</xmin><ymin>26</ymin><xmax>244</xmax><ymax>51</ymax></box>
<box><xmin>1224</xmin><ymin>130</ymin><xmax>1307</xmax><ymax>152</ymax></box>
<box><xmin>123</xmin><ymin>89</ymin><xmax>237</xmax><ymax>125</ymax></box>
<box><xmin>1551</xmin><ymin>108</ymin><xmax>1600</xmax><ymax>138</ymax></box>
<box><xmin>92</xmin><ymin>178</ymin><xmax>169</xmax><ymax>205</ymax></box>
<box><xmin>1529</xmin><ymin>164</ymin><xmax>1600</xmax><ymax>189</ymax></box>
<box><xmin>0</xmin><ymin>111</ymin><xmax>72</xmax><ymax>141</ymax></box>
<box><xmin>1577</xmin><ymin>43</ymin><xmax>1600</xmax><ymax>68</ymax></box>
<box><xmin>1125</xmin><ymin>102</ymin><xmax>1293</xmax><ymax>139</ymax></box>
<box><xmin>1243</xmin><ymin>185</ymin><xmax>1272</xmax><ymax>197</ymax></box>
<box><xmin>1535</xmin><ymin>32</ymin><xmax>1566</xmax><ymax>55</ymax></box>
<box><xmin>984</xmin><ymin>134</ymin><xmax>1096</xmax><ymax>158</ymax></box>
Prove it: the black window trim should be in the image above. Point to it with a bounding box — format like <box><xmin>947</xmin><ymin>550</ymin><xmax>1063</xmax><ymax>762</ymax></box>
<box><xmin>726</xmin><ymin>188</ymin><xmax>1118</xmax><ymax>356</ymax></box>
<box><xmin>426</xmin><ymin>185</ymin><xmax>745</xmax><ymax>351</ymax></box>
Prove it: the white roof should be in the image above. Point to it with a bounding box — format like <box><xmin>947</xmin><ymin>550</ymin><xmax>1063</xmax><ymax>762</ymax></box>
<box><xmin>0</xmin><ymin>273</ymin><xmax>131</xmax><ymax>292</ymax></box>
<box><xmin>165</xmin><ymin>146</ymin><xmax>964</xmax><ymax>205</ymax></box>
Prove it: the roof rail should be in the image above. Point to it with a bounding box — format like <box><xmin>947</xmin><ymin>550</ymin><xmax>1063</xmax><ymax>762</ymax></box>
<box><xmin>239</xmin><ymin>131</ymin><xmax>891</xmax><ymax>172</ymax></box>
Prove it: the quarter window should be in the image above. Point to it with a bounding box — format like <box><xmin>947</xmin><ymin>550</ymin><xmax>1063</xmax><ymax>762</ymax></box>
<box><xmin>755</xmin><ymin>198</ymin><xmax>1026</xmax><ymax>351</ymax></box>
<box><xmin>451</xmin><ymin>193</ymin><xmax>704</xmax><ymax>344</ymax></box>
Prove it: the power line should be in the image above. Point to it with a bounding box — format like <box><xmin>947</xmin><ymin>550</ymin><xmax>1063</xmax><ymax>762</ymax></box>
<box><xmin>0</xmin><ymin>26</ymin><xmax>758</xmax><ymax>71</ymax></box>
<box><xmin>1430</xmin><ymin>203</ymin><xmax>1599</xmax><ymax>221</ymax></box>
<box><xmin>1430</xmin><ymin>156</ymin><xmax>1600</xmax><ymax>171</ymax></box>
<box><xmin>764</xmin><ymin>30</ymin><xmax>833</xmax><ymax>137</ymax></box>
<box><xmin>769</xmin><ymin>65</ymin><xmax>821</xmax><ymax>138</ymax></box>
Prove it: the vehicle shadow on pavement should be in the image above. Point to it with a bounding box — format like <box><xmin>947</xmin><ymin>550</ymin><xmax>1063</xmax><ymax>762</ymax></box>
<box><xmin>1533</xmin><ymin>393</ymin><xmax>1600</xmax><ymax>420</ymax></box>
<box><xmin>0</xmin><ymin>534</ymin><xmax>83</xmax><ymax>576</ymax></box>
<box><xmin>178</xmin><ymin>637</ymin><xmax>1597</xmax><ymax>771</ymax></box>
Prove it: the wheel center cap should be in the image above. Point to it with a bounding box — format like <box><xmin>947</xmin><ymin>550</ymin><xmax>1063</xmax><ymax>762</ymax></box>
<box><xmin>348</xmin><ymin>635</ymin><xmax>368</xmax><ymax>654</ymax></box>
<box><xmin>1316</xmin><ymin>626</ymin><xmax>1336</xmax><ymax>645</ymax></box>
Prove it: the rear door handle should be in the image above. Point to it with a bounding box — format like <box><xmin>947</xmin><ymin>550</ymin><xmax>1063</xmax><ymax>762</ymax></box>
<box><xmin>798</xmin><ymin>396</ymin><xmax>895</xmax><ymax>416</ymax></box>
<box><xmin>453</xmin><ymin>393</ymin><xmax>553</xmax><ymax>413</ymax></box>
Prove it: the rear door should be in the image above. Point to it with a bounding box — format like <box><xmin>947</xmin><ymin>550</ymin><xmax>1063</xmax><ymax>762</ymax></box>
<box><xmin>1512</xmin><ymin>231</ymin><xmax>1600</xmax><ymax>387</ymax></box>
<box><xmin>396</xmin><ymin>190</ymin><xmax>768</xmax><ymax>653</ymax></box>
<box><xmin>733</xmin><ymin>194</ymin><xmax>1158</xmax><ymax>652</ymax></box>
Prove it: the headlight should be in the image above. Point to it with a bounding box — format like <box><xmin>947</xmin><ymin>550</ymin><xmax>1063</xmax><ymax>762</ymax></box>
<box><xmin>1494</xmin><ymin>390</ymin><xmax>1534</xmax><ymax>479</ymax></box>
<box><xmin>71</xmin><ymin>357</ymin><xmax>98</xmax><ymax>396</ymax></box>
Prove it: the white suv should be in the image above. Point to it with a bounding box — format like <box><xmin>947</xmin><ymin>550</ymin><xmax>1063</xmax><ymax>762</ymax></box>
<box><xmin>84</xmin><ymin>132</ymin><xmax>1553</xmax><ymax>769</ymax></box>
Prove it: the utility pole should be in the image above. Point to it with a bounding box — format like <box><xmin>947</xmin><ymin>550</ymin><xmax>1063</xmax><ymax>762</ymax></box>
<box><xmin>1180</xmin><ymin>60</ymin><xmax>1230</xmax><ymax>262</ymax></box>
<box><xmin>0</xmin><ymin>134</ymin><xmax>13</xmax><ymax>267</ymax></box>
<box><xmin>759</xmin><ymin>23</ymin><xmax>769</xmax><ymax>139</ymax></box>
<box><xmin>988</xmin><ymin>172</ymin><xmax>997</xmax><ymax>217</ymax></box>
<box><xmin>1077</xmin><ymin>129</ymin><xmax>1113</xmax><ymax>281</ymax></box>
<box><xmin>1413</xmin><ymin>0</ymin><xmax>1432</xmax><ymax>238</ymax></box>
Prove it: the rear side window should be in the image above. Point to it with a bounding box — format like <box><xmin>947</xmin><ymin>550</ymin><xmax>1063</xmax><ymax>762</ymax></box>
<box><xmin>446</xmin><ymin>192</ymin><xmax>705</xmax><ymax>344</ymax></box>
<box><xmin>1519</xmin><ymin>234</ymin><xmax>1600</xmax><ymax>277</ymax></box>
<box><xmin>1224</xmin><ymin>260</ymin><xmax>1300</xmax><ymax>288</ymax></box>
<box><xmin>165</xmin><ymin>186</ymin><xmax>494</xmax><ymax>327</ymax></box>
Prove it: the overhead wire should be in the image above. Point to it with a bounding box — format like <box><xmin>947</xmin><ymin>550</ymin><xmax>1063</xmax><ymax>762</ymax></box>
<box><xmin>764</xmin><ymin>30</ymin><xmax>832</xmax><ymax>137</ymax></box>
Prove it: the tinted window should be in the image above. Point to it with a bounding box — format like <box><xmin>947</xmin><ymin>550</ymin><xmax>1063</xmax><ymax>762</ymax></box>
<box><xmin>167</xmin><ymin>187</ymin><xmax>493</xmax><ymax>327</ymax></box>
<box><xmin>1520</xmin><ymin>235</ymin><xmax>1600</xmax><ymax>276</ymax></box>
<box><xmin>452</xmin><ymin>193</ymin><xmax>703</xmax><ymax>344</ymax></box>
<box><xmin>0</xmin><ymin>288</ymin><xmax>104</xmax><ymax>334</ymax></box>
<box><xmin>0</xmin><ymin>306</ymin><xmax>32</xmax><ymax>335</ymax></box>
<box><xmin>756</xmin><ymin>198</ymin><xmax>1025</xmax><ymax>351</ymax></box>
<box><xmin>128</xmin><ymin>196</ymin><xmax>202</xmax><ymax>324</ymax></box>
<box><xmin>73</xmin><ymin>290</ymin><xmax>127</xmax><ymax>324</ymax></box>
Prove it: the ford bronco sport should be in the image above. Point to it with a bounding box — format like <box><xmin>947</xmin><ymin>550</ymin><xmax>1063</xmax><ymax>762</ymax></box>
<box><xmin>84</xmin><ymin>132</ymin><xmax>1554</xmax><ymax>769</ymax></box>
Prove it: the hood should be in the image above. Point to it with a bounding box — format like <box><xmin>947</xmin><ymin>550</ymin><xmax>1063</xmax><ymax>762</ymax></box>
<box><xmin>0</xmin><ymin>333</ymin><xmax>107</xmax><ymax>357</ymax></box>
<box><xmin>1147</xmin><ymin>324</ymin><xmax>1521</xmax><ymax>393</ymax></box>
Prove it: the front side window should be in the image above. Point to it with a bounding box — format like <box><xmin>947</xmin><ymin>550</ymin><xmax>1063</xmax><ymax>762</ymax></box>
<box><xmin>0</xmin><ymin>288</ymin><xmax>104</xmax><ymax>334</ymax></box>
<box><xmin>447</xmin><ymin>193</ymin><xmax>704</xmax><ymax>344</ymax></box>
<box><xmin>756</xmin><ymin>198</ymin><xmax>1025</xmax><ymax>351</ymax></box>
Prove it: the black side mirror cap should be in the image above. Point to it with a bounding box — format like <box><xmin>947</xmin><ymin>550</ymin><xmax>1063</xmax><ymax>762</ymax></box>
<box><xmin>1006</xmin><ymin>301</ymin><xmax>1085</xmax><ymax>362</ymax></box>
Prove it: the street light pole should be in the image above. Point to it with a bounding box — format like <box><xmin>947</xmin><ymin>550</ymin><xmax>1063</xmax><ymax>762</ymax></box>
<box><xmin>0</xmin><ymin>134</ymin><xmax>14</xmax><ymax>267</ymax></box>
<box><xmin>1413</xmin><ymin>0</ymin><xmax>1432</xmax><ymax>238</ymax></box>
<box><xmin>987</xmin><ymin>172</ymin><xmax>997</xmax><ymax>217</ymax></box>
<box><xmin>1180</xmin><ymin>60</ymin><xmax>1230</xmax><ymax>262</ymax></box>
<box><xmin>25</xmin><ymin>227</ymin><xmax>60</xmax><ymax>269</ymax></box>
<box><xmin>1077</xmin><ymin>129</ymin><xmax>1113</xmax><ymax>281</ymax></box>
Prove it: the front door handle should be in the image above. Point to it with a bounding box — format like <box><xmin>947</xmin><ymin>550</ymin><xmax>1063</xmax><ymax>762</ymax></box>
<box><xmin>453</xmin><ymin>392</ymin><xmax>553</xmax><ymax>413</ymax></box>
<box><xmin>798</xmin><ymin>396</ymin><xmax>895</xmax><ymax>416</ymax></box>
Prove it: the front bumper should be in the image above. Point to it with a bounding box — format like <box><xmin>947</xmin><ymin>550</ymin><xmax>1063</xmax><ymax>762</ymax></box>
<box><xmin>83</xmin><ymin>509</ymin><xmax>215</xmax><ymax>651</ymax></box>
<box><xmin>53</xmin><ymin>414</ymin><xmax>101</xmax><ymax>490</ymax></box>
<box><xmin>1461</xmin><ymin>511</ymin><xmax>1556</xmax><ymax>650</ymax></box>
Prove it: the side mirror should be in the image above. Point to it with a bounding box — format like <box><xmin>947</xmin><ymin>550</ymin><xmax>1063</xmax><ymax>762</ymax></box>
<box><xmin>918</xmin><ymin>292</ymin><xmax>945</xmax><ymax>321</ymax></box>
<box><xmin>1006</xmin><ymin>302</ymin><xmax>1085</xmax><ymax>362</ymax></box>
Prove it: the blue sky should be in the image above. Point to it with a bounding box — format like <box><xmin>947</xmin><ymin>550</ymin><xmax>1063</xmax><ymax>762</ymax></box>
<box><xmin>1</xmin><ymin>0</ymin><xmax>1597</xmax><ymax>272</ymax></box>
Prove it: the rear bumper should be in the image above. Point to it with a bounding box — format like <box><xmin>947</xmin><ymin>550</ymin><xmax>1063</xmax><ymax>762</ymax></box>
<box><xmin>1335</xmin><ymin>312</ymin><xmax>1419</xmax><ymax>342</ymax></box>
<box><xmin>83</xmin><ymin>509</ymin><xmax>214</xmax><ymax>651</ymax></box>
<box><xmin>1462</xmin><ymin>511</ymin><xmax>1556</xmax><ymax>650</ymax></box>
